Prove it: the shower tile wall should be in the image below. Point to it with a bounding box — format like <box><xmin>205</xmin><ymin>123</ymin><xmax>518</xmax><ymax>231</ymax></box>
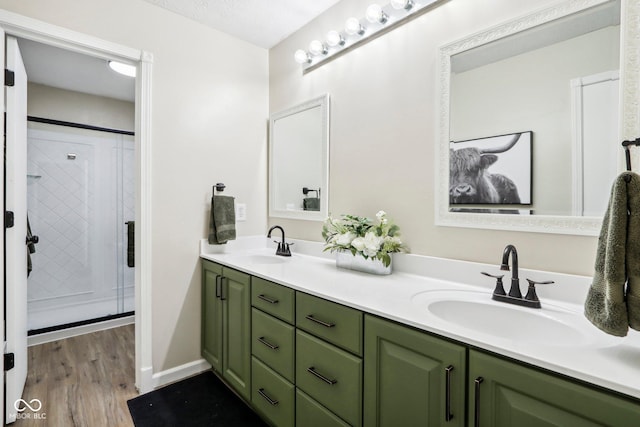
<box><xmin>27</xmin><ymin>127</ymin><xmax>134</xmax><ymax>330</ymax></box>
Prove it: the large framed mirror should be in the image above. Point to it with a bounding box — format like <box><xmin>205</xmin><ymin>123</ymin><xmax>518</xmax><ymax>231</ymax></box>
<box><xmin>269</xmin><ymin>94</ymin><xmax>330</xmax><ymax>221</ymax></box>
<box><xmin>436</xmin><ymin>0</ymin><xmax>639</xmax><ymax>235</ymax></box>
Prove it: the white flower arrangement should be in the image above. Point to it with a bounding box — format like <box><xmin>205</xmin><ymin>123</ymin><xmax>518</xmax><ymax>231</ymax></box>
<box><xmin>322</xmin><ymin>210</ymin><xmax>407</xmax><ymax>267</ymax></box>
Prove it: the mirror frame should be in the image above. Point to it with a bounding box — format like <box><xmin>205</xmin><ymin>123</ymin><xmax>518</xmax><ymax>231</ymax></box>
<box><xmin>436</xmin><ymin>0</ymin><xmax>639</xmax><ymax>236</ymax></box>
<box><xmin>269</xmin><ymin>94</ymin><xmax>330</xmax><ymax>221</ymax></box>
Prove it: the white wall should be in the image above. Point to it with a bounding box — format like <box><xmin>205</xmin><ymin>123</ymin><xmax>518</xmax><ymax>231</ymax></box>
<box><xmin>0</xmin><ymin>0</ymin><xmax>269</xmax><ymax>372</ymax></box>
<box><xmin>269</xmin><ymin>0</ymin><xmax>602</xmax><ymax>276</ymax></box>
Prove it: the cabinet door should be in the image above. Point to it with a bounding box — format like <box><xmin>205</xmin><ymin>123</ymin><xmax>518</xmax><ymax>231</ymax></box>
<box><xmin>202</xmin><ymin>260</ymin><xmax>223</xmax><ymax>372</ymax></box>
<box><xmin>469</xmin><ymin>350</ymin><xmax>640</xmax><ymax>427</ymax></box>
<box><xmin>364</xmin><ymin>314</ymin><xmax>466</xmax><ymax>427</ymax></box>
<box><xmin>222</xmin><ymin>267</ymin><xmax>252</xmax><ymax>401</ymax></box>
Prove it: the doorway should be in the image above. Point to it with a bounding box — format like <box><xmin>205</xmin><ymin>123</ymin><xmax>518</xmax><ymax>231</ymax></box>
<box><xmin>0</xmin><ymin>11</ymin><xmax>153</xmax><ymax>424</ymax></box>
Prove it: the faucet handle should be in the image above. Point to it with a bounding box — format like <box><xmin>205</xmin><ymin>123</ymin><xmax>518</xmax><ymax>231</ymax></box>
<box><xmin>481</xmin><ymin>271</ymin><xmax>506</xmax><ymax>296</ymax></box>
<box><xmin>524</xmin><ymin>278</ymin><xmax>554</xmax><ymax>304</ymax></box>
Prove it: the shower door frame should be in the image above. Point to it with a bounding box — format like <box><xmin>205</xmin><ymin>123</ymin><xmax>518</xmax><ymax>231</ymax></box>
<box><xmin>0</xmin><ymin>10</ymin><xmax>155</xmax><ymax>394</ymax></box>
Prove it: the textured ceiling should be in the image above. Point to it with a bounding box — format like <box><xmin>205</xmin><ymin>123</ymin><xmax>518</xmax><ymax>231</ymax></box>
<box><xmin>141</xmin><ymin>0</ymin><xmax>342</xmax><ymax>48</ymax></box>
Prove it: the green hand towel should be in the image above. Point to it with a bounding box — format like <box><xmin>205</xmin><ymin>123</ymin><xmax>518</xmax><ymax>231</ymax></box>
<box><xmin>585</xmin><ymin>171</ymin><xmax>640</xmax><ymax>336</ymax></box>
<box><xmin>208</xmin><ymin>195</ymin><xmax>236</xmax><ymax>245</ymax></box>
<box><xmin>303</xmin><ymin>197</ymin><xmax>320</xmax><ymax>211</ymax></box>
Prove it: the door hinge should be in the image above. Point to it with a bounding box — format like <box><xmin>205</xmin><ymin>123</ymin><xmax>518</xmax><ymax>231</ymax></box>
<box><xmin>4</xmin><ymin>353</ymin><xmax>15</xmax><ymax>371</ymax></box>
<box><xmin>4</xmin><ymin>69</ymin><xmax>14</xmax><ymax>87</ymax></box>
<box><xmin>5</xmin><ymin>211</ymin><xmax>14</xmax><ymax>228</ymax></box>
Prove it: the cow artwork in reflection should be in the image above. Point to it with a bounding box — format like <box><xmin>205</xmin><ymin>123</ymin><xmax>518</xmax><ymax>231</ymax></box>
<box><xmin>449</xmin><ymin>131</ymin><xmax>532</xmax><ymax>212</ymax></box>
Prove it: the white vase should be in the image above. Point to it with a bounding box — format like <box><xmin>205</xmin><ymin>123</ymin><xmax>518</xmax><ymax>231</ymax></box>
<box><xmin>335</xmin><ymin>251</ymin><xmax>392</xmax><ymax>275</ymax></box>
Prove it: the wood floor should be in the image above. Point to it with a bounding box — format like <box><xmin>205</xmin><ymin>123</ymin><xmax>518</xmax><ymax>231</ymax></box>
<box><xmin>13</xmin><ymin>325</ymin><xmax>137</xmax><ymax>427</ymax></box>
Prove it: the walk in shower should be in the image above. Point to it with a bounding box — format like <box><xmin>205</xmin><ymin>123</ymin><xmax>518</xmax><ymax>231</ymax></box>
<box><xmin>26</xmin><ymin>121</ymin><xmax>135</xmax><ymax>332</ymax></box>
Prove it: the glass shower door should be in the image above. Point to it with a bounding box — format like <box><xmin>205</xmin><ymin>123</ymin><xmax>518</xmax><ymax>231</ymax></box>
<box><xmin>26</xmin><ymin>125</ymin><xmax>134</xmax><ymax>332</ymax></box>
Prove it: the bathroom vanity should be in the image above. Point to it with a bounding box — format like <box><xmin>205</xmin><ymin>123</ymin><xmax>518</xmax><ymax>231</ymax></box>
<box><xmin>200</xmin><ymin>237</ymin><xmax>640</xmax><ymax>426</ymax></box>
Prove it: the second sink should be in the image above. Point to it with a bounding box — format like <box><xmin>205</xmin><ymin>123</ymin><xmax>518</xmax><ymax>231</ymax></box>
<box><xmin>411</xmin><ymin>290</ymin><xmax>615</xmax><ymax>348</ymax></box>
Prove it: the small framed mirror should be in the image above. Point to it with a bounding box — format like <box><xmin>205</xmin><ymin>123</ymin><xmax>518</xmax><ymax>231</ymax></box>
<box><xmin>269</xmin><ymin>94</ymin><xmax>330</xmax><ymax>221</ymax></box>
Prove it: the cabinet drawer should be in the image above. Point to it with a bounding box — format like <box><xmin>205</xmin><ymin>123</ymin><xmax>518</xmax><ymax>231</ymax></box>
<box><xmin>252</xmin><ymin>277</ymin><xmax>295</xmax><ymax>323</ymax></box>
<box><xmin>252</xmin><ymin>308</ymin><xmax>295</xmax><ymax>383</ymax></box>
<box><xmin>296</xmin><ymin>389</ymin><xmax>350</xmax><ymax>427</ymax></box>
<box><xmin>296</xmin><ymin>330</ymin><xmax>362</xmax><ymax>427</ymax></box>
<box><xmin>296</xmin><ymin>292</ymin><xmax>363</xmax><ymax>356</ymax></box>
<box><xmin>252</xmin><ymin>357</ymin><xmax>295</xmax><ymax>427</ymax></box>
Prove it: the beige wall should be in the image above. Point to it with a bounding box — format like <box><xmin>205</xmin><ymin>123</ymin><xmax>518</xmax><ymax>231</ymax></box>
<box><xmin>269</xmin><ymin>0</ymin><xmax>600</xmax><ymax>276</ymax></box>
<box><xmin>0</xmin><ymin>0</ymin><xmax>269</xmax><ymax>372</ymax></box>
<box><xmin>28</xmin><ymin>82</ymin><xmax>135</xmax><ymax>130</ymax></box>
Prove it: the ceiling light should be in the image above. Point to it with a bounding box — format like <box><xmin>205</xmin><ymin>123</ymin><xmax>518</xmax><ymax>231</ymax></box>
<box><xmin>326</xmin><ymin>30</ymin><xmax>345</xmax><ymax>48</ymax></box>
<box><xmin>345</xmin><ymin>17</ymin><xmax>365</xmax><ymax>36</ymax></box>
<box><xmin>294</xmin><ymin>49</ymin><xmax>311</xmax><ymax>64</ymax></box>
<box><xmin>309</xmin><ymin>40</ymin><xmax>328</xmax><ymax>56</ymax></box>
<box><xmin>366</xmin><ymin>4</ymin><xmax>388</xmax><ymax>24</ymax></box>
<box><xmin>390</xmin><ymin>0</ymin><xmax>414</xmax><ymax>10</ymax></box>
<box><xmin>108</xmin><ymin>60</ymin><xmax>136</xmax><ymax>77</ymax></box>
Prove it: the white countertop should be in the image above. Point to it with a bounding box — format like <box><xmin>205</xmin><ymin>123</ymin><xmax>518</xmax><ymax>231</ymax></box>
<box><xmin>200</xmin><ymin>236</ymin><xmax>640</xmax><ymax>400</ymax></box>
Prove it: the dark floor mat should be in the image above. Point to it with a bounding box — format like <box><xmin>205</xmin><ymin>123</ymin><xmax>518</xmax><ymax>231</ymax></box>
<box><xmin>127</xmin><ymin>371</ymin><xmax>267</xmax><ymax>427</ymax></box>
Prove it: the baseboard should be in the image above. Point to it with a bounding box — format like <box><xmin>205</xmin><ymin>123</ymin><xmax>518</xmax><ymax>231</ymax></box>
<box><xmin>150</xmin><ymin>359</ymin><xmax>212</xmax><ymax>390</ymax></box>
<box><xmin>27</xmin><ymin>315</ymin><xmax>135</xmax><ymax>346</ymax></box>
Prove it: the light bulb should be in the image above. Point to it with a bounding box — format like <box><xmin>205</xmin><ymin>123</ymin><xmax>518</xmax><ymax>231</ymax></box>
<box><xmin>365</xmin><ymin>4</ymin><xmax>388</xmax><ymax>24</ymax></box>
<box><xmin>294</xmin><ymin>49</ymin><xmax>310</xmax><ymax>64</ymax></box>
<box><xmin>390</xmin><ymin>0</ymin><xmax>414</xmax><ymax>10</ymax></box>
<box><xmin>309</xmin><ymin>40</ymin><xmax>327</xmax><ymax>56</ymax></box>
<box><xmin>326</xmin><ymin>30</ymin><xmax>345</xmax><ymax>48</ymax></box>
<box><xmin>345</xmin><ymin>17</ymin><xmax>365</xmax><ymax>35</ymax></box>
<box><xmin>108</xmin><ymin>60</ymin><xmax>136</xmax><ymax>77</ymax></box>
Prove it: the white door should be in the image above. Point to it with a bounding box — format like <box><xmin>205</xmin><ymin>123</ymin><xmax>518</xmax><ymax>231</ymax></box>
<box><xmin>4</xmin><ymin>35</ymin><xmax>29</xmax><ymax>424</ymax></box>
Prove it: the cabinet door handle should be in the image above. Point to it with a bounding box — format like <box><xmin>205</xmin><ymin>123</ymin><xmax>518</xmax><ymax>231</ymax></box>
<box><xmin>305</xmin><ymin>314</ymin><xmax>335</xmax><ymax>328</ymax></box>
<box><xmin>445</xmin><ymin>365</ymin><xmax>454</xmax><ymax>422</ymax></box>
<box><xmin>258</xmin><ymin>294</ymin><xmax>279</xmax><ymax>304</ymax></box>
<box><xmin>215</xmin><ymin>276</ymin><xmax>222</xmax><ymax>299</ymax></box>
<box><xmin>307</xmin><ymin>366</ymin><xmax>337</xmax><ymax>385</ymax></box>
<box><xmin>258</xmin><ymin>388</ymin><xmax>279</xmax><ymax>406</ymax></box>
<box><xmin>220</xmin><ymin>277</ymin><xmax>227</xmax><ymax>301</ymax></box>
<box><xmin>258</xmin><ymin>336</ymin><xmax>279</xmax><ymax>350</ymax></box>
<box><xmin>474</xmin><ymin>377</ymin><xmax>484</xmax><ymax>427</ymax></box>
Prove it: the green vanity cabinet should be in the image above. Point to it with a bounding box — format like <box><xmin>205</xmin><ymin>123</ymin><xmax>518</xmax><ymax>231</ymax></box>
<box><xmin>469</xmin><ymin>350</ymin><xmax>640</xmax><ymax>427</ymax></box>
<box><xmin>363</xmin><ymin>314</ymin><xmax>466</xmax><ymax>427</ymax></box>
<box><xmin>295</xmin><ymin>292</ymin><xmax>364</xmax><ymax>427</ymax></box>
<box><xmin>250</xmin><ymin>279</ymin><xmax>296</xmax><ymax>427</ymax></box>
<box><xmin>201</xmin><ymin>259</ymin><xmax>251</xmax><ymax>401</ymax></box>
<box><xmin>202</xmin><ymin>260</ymin><xmax>223</xmax><ymax>371</ymax></box>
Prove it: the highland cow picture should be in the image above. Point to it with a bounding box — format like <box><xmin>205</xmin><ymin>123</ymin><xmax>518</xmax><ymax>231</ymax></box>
<box><xmin>449</xmin><ymin>131</ymin><xmax>532</xmax><ymax>206</ymax></box>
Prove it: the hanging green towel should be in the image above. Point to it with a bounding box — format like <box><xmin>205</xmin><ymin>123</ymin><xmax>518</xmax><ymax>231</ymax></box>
<box><xmin>303</xmin><ymin>197</ymin><xmax>320</xmax><ymax>211</ymax></box>
<box><xmin>208</xmin><ymin>195</ymin><xmax>236</xmax><ymax>245</ymax></box>
<box><xmin>584</xmin><ymin>171</ymin><xmax>640</xmax><ymax>336</ymax></box>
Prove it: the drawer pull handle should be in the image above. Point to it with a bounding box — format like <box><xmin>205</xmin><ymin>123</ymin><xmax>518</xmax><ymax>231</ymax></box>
<box><xmin>258</xmin><ymin>294</ymin><xmax>279</xmax><ymax>304</ymax></box>
<box><xmin>445</xmin><ymin>365</ymin><xmax>454</xmax><ymax>422</ymax></box>
<box><xmin>258</xmin><ymin>388</ymin><xmax>279</xmax><ymax>406</ymax></box>
<box><xmin>305</xmin><ymin>315</ymin><xmax>335</xmax><ymax>328</ymax></box>
<box><xmin>258</xmin><ymin>337</ymin><xmax>279</xmax><ymax>350</ymax></box>
<box><xmin>474</xmin><ymin>377</ymin><xmax>484</xmax><ymax>427</ymax></box>
<box><xmin>307</xmin><ymin>367</ymin><xmax>337</xmax><ymax>385</ymax></box>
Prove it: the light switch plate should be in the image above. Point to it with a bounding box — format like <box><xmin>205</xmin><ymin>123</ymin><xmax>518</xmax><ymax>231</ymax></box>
<box><xmin>236</xmin><ymin>203</ymin><xmax>247</xmax><ymax>221</ymax></box>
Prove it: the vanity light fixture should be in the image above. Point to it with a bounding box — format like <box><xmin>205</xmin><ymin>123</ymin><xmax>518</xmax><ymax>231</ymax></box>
<box><xmin>108</xmin><ymin>60</ymin><xmax>136</xmax><ymax>77</ymax></box>
<box><xmin>294</xmin><ymin>0</ymin><xmax>444</xmax><ymax>72</ymax></box>
<box><xmin>366</xmin><ymin>4</ymin><xmax>388</xmax><ymax>24</ymax></box>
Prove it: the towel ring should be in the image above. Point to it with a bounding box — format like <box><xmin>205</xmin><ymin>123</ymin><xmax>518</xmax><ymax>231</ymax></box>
<box><xmin>214</xmin><ymin>183</ymin><xmax>226</xmax><ymax>193</ymax></box>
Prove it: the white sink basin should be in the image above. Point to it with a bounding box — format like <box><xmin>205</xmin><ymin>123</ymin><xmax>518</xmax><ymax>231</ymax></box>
<box><xmin>227</xmin><ymin>253</ymin><xmax>288</xmax><ymax>265</ymax></box>
<box><xmin>411</xmin><ymin>290</ymin><xmax>612</xmax><ymax>347</ymax></box>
